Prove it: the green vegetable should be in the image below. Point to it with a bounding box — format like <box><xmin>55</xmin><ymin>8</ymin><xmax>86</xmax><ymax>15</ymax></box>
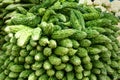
<box><xmin>17</xmin><ymin>6</ymin><xmax>27</xmax><ymax>14</ymax></box>
<box><xmin>73</xmin><ymin>9</ymin><xmax>85</xmax><ymax>29</ymax></box>
<box><xmin>42</xmin><ymin>9</ymin><xmax>56</xmax><ymax>22</ymax></box>
<box><xmin>56</xmin><ymin>13</ymin><xmax>67</xmax><ymax>22</ymax></box>
<box><xmin>82</xmin><ymin>56</ymin><xmax>91</xmax><ymax>64</ymax></box>
<box><xmin>49</xmin><ymin>55</ymin><xmax>61</xmax><ymax>66</ymax></box>
<box><xmin>64</xmin><ymin>63</ymin><xmax>73</xmax><ymax>72</ymax></box>
<box><xmin>55</xmin><ymin>71</ymin><xmax>64</xmax><ymax>79</ymax></box>
<box><xmin>43</xmin><ymin>60</ymin><xmax>52</xmax><ymax>70</ymax></box>
<box><xmin>71</xmin><ymin>30</ymin><xmax>87</xmax><ymax>40</ymax></box>
<box><xmin>83</xmin><ymin>12</ymin><xmax>100</xmax><ymax>20</ymax></box>
<box><xmin>34</xmin><ymin>52</ymin><xmax>45</xmax><ymax>61</ymax></box>
<box><xmin>17</xmin><ymin>29</ymin><xmax>32</xmax><ymax>47</ymax></box>
<box><xmin>76</xmin><ymin>72</ymin><xmax>83</xmax><ymax>79</ymax></box>
<box><xmin>59</xmin><ymin>38</ymin><xmax>73</xmax><ymax>48</ymax></box>
<box><xmin>70</xmin><ymin>9</ymin><xmax>84</xmax><ymax>30</ymax></box>
<box><xmin>46</xmin><ymin>69</ymin><xmax>55</xmax><ymax>76</ymax></box>
<box><xmin>20</xmin><ymin>49</ymin><xmax>29</xmax><ymax>57</ymax></box>
<box><xmin>61</xmin><ymin>2</ymin><xmax>78</xmax><ymax>8</ymax></box>
<box><xmin>85</xmin><ymin>29</ymin><xmax>99</xmax><ymax>38</ymax></box>
<box><xmin>7</xmin><ymin>62</ymin><xmax>15</xmax><ymax>70</ymax></box>
<box><xmin>87</xmin><ymin>47</ymin><xmax>101</xmax><ymax>54</ymax></box>
<box><xmin>77</xmin><ymin>48</ymin><xmax>88</xmax><ymax>57</ymax></box>
<box><xmin>19</xmin><ymin>70</ymin><xmax>32</xmax><ymax>78</ymax></box>
<box><xmin>0</xmin><ymin>72</ymin><xmax>6</xmax><ymax>80</ymax></box>
<box><xmin>66</xmin><ymin>72</ymin><xmax>74</xmax><ymax>80</ymax></box>
<box><xmin>36</xmin><ymin>45</ymin><xmax>43</xmax><ymax>51</ymax></box>
<box><xmin>39</xmin><ymin>22</ymin><xmax>54</xmax><ymax>36</ymax></box>
<box><xmin>82</xmin><ymin>77</ymin><xmax>89</xmax><ymax>80</ymax></box>
<box><xmin>55</xmin><ymin>63</ymin><xmax>66</xmax><ymax>70</ymax></box>
<box><xmin>8</xmin><ymin>72</ymin><xmax>19</xmax><ymax>78</ymax></box>
<box><xmin>41</xmin><ymin>0</ymin><xmax>57</xmax><ymax>8</ymax></box>
<box><xmin>62</xmin><ymin>76</ymin><xmax>67</xmax><ymax>80</ymax></box>
<box><xmin>28</xmin><ymin>72</ymin><xmax>37</xmax><ymax>80</ymax></box>
<box><xmin>48</xmin><ymin>76</ymin><xmax>57</xmax><ymax>80</ymax></box>
<box><xmin>84</xmin><ymin>62</ymin><xmax>93</xmax><ymax>70</ymax></box>
<box><xmin>0</xmin><ymin>1</ymin><xmax>120</xmax><ymax>80</ymax></box>
<box><xmin>74</xmin><ymin>65</ymin><xmax>84</xmax><ymax>73</ymax></box>
<box><xmin>18</xmin><ymin>56</ymin><xmax>25</xmax><ymax>63</ymax></box>
<box><xmin>100</xmin><ymin>50</ymin><xmax>111</xmax><ymax>58</ymax></box>
<box><xmin>54</xmin><ymin>46</ymin><xmax>69</xmax><ymax>56</ymax></box>
<box><xmin>90</xmin><ymin>55</ymin><xmax>100</xmax><ymax>61</ymax></box>
<box><xmin>31</xmin><ymin>62</ymin><xmax>43</xmax><ymax>70</ymax></box>
<box><xmin>51</xmin><ymin>29</ymin><xmax>76</xmax><ymax>39</ymax></box>
<box><xmin>104</xmin><ymin>28</ymin><xmax>114</xmax><ymax>34</ymax></box>
<box><xmin>89</xmin><ymin>27</ymin><xmax>106</xmax><ymax>33</ymax></box>
<box><xmin>25</xmin><ymin>56</ymin><xmax>34</xmax><ymax>64</ymax></box>
<box><xmin>100</xmin><ymin>68</ymin><xmax>107</xmax><ymax>75</ymax></box>
<box><xmin>39</xmin><ymin>37</ymin><xmax>49</xmax><ymax>46</ymax></box>
<box><xmin>110</xmin><ymin>61</ymin><xmax>119</xmax><ymax>68</ymax></box>
<box><xmin>92</xmin><ymin>34</ymin><xmax>112</xmax><ymax>43</ymax></box>
<box><xmin>70</xmin><ymin>55</ymin><xmax>81</xmax><ymax>66</ymax></box>
<box><xmin>11</xmin><ymin>12</ymin><xmax>40</xmax><ymax>27</ymax></box>
<box><xmin>68</xmin><ymin>48</ymin><xmax>77</xmax><ymax>56</ymax></box>
<box><xmin>83</xmin><ymin>70</ymin><xmax>91</xmax><ymax>76</ymax></box>
<box><xmin>29</xmin><ymin>50</ymin><xmax>37</xmax><ymax>56</ymax></box>
<box><xmin>14</xmin><ymin>29</ymin><xmax>27</xmax><ymax>39</ymax></box>
<box><xmin>4</xmin><ymin>69</ymin><xmax>10</xmax><ymax>75</ymax></box>
<box><xmin>38</xmin><ymin>8</ymin><xmax>46</xmax><ymax>16</ymax></box>
<box><xmin>93</xmin><ymin>45</ymin><xmax>108</xmax><ymax>52</ymax></box>
<box><xmin>10</xmin><ymin>65</ymin><xmax>24</xmax><ymax>72</ymax></box>
<box><xmin>43</xmin><ymin>47</ymin><xmax>52</xmax><ymax>56</ymax></box>
<box><xmin>61</xmin><ymin>55</ymin><xmax>69</xmax><ymax>63</ymax></box>
<box><xmin>4</xmin><ymin>58</ymin><xmax>11</xmax><ymax>67</ymax></box>
<box><xmin>14</xmin><ymin>57</ymin><xmax>19</xmax><ymax>64</ymax></box>
<box><xmin>5</xmin><ymin>4</ymin><xmax>34</xmax><ymax>11</ymax></box>
<box><xmin>92</xmin><ymin>68</ymin><xmax>101</xmax><ymax>74</ymax></box>
<box><xmin>38</xmin><ymin>74</ymin><xmax>48</xmax><ymax>80</ymax></box>
<box><xmin>10</xmin><ymin>36</ymin><xmax>17</xmax><ymax>44</ymax></box>
<box><xmin>93</xmin><ymin>61</ymin><xmax>104</xmax><ymax>68</ymax></box>
<box><xmin>2</xmin><ymin>0</ymin><xmax>14</xmax><ymax>4</ymax></box>
<box><xmin>112</xmin><ymin>42</ymin><xmax>119</xmax><ymax>51</ymax></box>
<box><xmin>49</xmin><ymin>0</ymin><xmax>61</xmax><ymax>10</ymax></box>
<box><xmin>4</xmin><ymin>77</ymin><xmax>13</xmax><ymax>80</ymax></box>
<box><xmin>5</xmin><ymin>25</ymin><xmax>32</xmax><ymax>33</ymax></box>
<box><xmin>48</xmin><ymin>39</ymin><xmax>57</xmax><ymax>48</ymax></box>
<box><xmin>31</xmin><ymin>27</ymin><xmax>42</xmax><ymax>41</ymax></box>
<box><xmin>71</xmin><ymin>40</ymin><xmax>79</xmax><ymax>48</ymax></box>
<box><xmin>35</xmin><ymin>68</ymin><xmax>45</xmax><ymax>76</ymax></box>
<box><xmin>102</xmin><ymin>12</ymin><xmax>119</xmax><ymax>25</ymax></box>
<box><xmin>89</xmin><ymin>74</ymin><xmax>97</xmax><ymax>80</ymax></box>
<box><xmin>80</xmin><ymin>39</ymin><xmax>91</xmax><ymax>47</ymax></box>
<box><xmin>85</xmin><ymin>19</ymin><xmax>112</xmax><ymax>27</ymax></box>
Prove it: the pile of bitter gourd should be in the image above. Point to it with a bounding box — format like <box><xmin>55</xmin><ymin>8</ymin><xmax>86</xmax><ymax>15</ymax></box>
<box><xmin>0</xmin><ymin>0</ymin><xmax>120</xmax><ymax>80</ymax></box>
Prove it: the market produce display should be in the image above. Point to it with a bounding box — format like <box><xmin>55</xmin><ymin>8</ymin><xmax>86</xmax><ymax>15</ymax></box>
<box><xmin>92</xmin><ymin>0</ymin><xmax>120</xmax><ymax>18</ymax></box>
<box><xmin>0</xmin><ymin>0</ymin><xmax>120</xmax><ymax>80</ymax></box>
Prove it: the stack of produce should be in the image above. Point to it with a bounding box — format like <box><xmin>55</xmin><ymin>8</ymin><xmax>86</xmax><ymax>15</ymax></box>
<box><xmin>92</xmin><ymin>0</ymin><xmax>120</xmax><ymax>18</ymax></box>
<box><xmin>0</xmin><ymin>0</ymin><xmax>120</xmax><ymax>80</ymax></box>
